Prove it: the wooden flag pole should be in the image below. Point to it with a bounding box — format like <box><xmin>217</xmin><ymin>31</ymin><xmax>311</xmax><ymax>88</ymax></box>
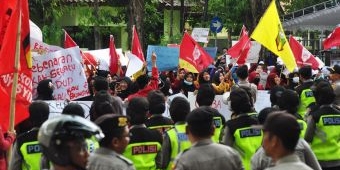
<box><xmin>7</xmin><ymin>0</ymin><xmax>22</xmax><ymax>163</ymax></box>
<box><xmin>9</xmin><ymin>0</ymin><xmax>22</xmax><ymax>134</ymax></box>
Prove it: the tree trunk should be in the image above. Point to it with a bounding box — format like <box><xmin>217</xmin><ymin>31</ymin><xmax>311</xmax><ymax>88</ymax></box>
<box><xmin>129</xmin><ymin>0</ymin><xmax>145</xmax><ymax>50</ymax></box>
<box><xmin>248</xmin><ymin>0</ymin><xmax>271</xmax><ymax>33</ymax></box>
<box><xmin>180</xmin><ymin>0</ymin><xmax>185</xmax><ymax>33</ymax></box>
<box><xmin>94</xmin><ymin>0</ymin><xmax>101</xmax><ymax>49</ymax></box>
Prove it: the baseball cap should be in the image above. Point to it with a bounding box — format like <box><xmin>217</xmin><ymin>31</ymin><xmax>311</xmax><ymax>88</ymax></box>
<box><xmin>327</xmin><ymin>64</ymin><xmax>340</xmax><ymax>74</ymax></box>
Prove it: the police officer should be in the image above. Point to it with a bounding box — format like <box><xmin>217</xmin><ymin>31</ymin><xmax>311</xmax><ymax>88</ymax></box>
<box><xmin>295</xmin><ymin>66</ymin><xmax>316</xmax><ymax>119</ymax></box>
<box><xmin>259</xmin><ymin>112</ymin><xmax>313</xmax><ymax>170</ymax></box>
<box><xmin>305</xmin><ymin>80</ymin><xmax>340</xmax><ymax>170</ymax></box>
<box><xmin>145</xmin><ymin>90</ymin><xmax>173</xmax><ymax>134</ymax></box>
<box><xmin>160</xmin><ymin>97</ymin><xmax>191</xmax><ymax>169</ymax></box>
<box><xmin>87</xmin><ymin>114</ymin><xmax>135</xmax><ymax>170</ymax></box>
<box><xmin>123</xmin><ymin>97</ymin><xmax>163</xmax><ymax>169</ymax></box>
<box><xmin>37</xmin><ymin>115</ymin><xmax>103</xmax><ymax>170</ymax></box>
<box><xmin>196</xmin><ymin>84</ymin><xmax>226</xmax><ymax>143</ymax></box>
<box><xmin>251</xmin><ymin>109</ymin><xmax>321</xmax><ymax>170</ymax></box>
<box><xmin>222</xmin><ymin>88</ymin><xmax>261</xmax><ymax>170</ymax></box>
<box><xmin>277</xmin><ymin>89</ymin><xmax>308</xmax><ymax>138</ymax></box>
<box><xmin>9</xmin><ymin>101</ymin><xmax>50</xmax><ymax>170</ymax></box>
<box><xmin>173</xmin><ymin>106</ymin><xmax>243</xmax><ymax>170</ymax></box>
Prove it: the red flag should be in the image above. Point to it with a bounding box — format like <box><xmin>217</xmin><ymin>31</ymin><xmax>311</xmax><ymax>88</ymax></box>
<box><xmin>323</xmin><ymin>26</ymin><xmax>340</xmax><ymax>50</ymax></box>
<box><xmin>131</xmin><ymin>25</ymin><xmax>145</xmax><ymax>62</ymax></box>
<box><xmin>289</xmin><ymin>36</ymin><xmax>319</xmax><ymax>69</ymax></box>
<box><xmin>63</xmin><ymin>30</ymin><xmax>97</xmax><ymax>66</ymax></box>
<box><xmin>227</xmin><ymin>25</ymin><xmax>251</xmax><ymax>65</ymax></box>
<box><xmin>64</xmin><ymin>30</ymin><xmax>78</xmax><ymax>48</ymax></box>
<box><xmin>0</xmin><ymin>0</ymin><xmax>32</xmax><ymax>130</ymax></box>
<box><xmin>109</xmin><ymin>35</ymin><xmax>119</xmax><ymax>74</ymax></box>
<box><xmin>179</xmin><ymin>32</ymin><xmax>214</xmax><ymax>73</ymax></box>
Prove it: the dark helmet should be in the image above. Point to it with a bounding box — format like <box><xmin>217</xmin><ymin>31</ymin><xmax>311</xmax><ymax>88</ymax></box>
<box><xmin>38</xmin><ymin>115</ymin><xmax>104</xmax><ymax>166</ymax></box>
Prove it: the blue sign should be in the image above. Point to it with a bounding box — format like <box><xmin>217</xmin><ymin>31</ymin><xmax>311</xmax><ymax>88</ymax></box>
<box><xmin>204</xmin><ymin>47</ymin><xmax>218</xmax><ymax>59</ymax></box>
<box><xmin>210</xmin><ymin>17</ymin><xmax>223</xmax><ymax>33</ymax></box>
<box><xmin>146</xmin><ymin>45</ymin><xmax>179</xmax><ymax>71</ymax></box>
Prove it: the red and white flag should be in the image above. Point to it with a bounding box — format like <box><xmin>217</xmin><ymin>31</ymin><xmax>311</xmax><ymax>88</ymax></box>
<box><xmin>323</xmin><ymin>25</ymin><xmax>340</xmax><ymax>50</ymax></box>
<box><xmin>131</xmin><ymin>25</ymin><xmax>145</xmax><ymax>62</ymax></box>
<box><xmin>0</xmin><ymin>0</ymin><xmax>32</xmax><ymax>130</ymax></box>
<box><xmin>227</xmin><ymin>25</ymin><xmax>251</xmax><ymax>65</ymax></box>
<box><xmin>109</xmin><ymin>35</ymin><xmax>119</xmax><ymax>74</ymax></box>
<box><xmin>289</xmin><ymin>36</ymin><xmax>319</xmax><ymax>69</ymax></box>
<box><xmin>179</xmin><ymin>32</ymin><xmax>213</xmax><ymax>73</ymax></box>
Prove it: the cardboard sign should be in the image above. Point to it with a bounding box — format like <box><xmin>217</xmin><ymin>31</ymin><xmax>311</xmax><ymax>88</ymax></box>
<box><xmin>191</xmin><ymin>28</ymin><xmax>210</xmax><ymax>43</ymax></box>
<box><xmin>32</xmin><ymin>47</ymin><xmax>90</xmax><ymax>100</ymax></box>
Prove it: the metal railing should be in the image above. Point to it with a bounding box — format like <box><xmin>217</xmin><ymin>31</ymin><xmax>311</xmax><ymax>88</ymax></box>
<box><xmin>282</xmin><ymin>0</ymin><xmax>340</xmax><ymax>21</ymax></box>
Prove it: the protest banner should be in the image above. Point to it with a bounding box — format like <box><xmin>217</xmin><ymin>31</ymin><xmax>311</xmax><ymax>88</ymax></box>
<box><xmin>146</xmin><ymin>45</ymin><xmax>179</xmax><ymax>71</ymax></box>
<box><xmin>32</xmin><ymin>47</ymin><xmax>90</xmax><ymax>100</ymax></box>
<box><xmin>30</xmin><ymin>38</ymin><xmax>62</xmax><ymax>55</ymax></box>
<box><xmin>191</xmin><ymin>28</ymin><xmax>210</xmax><ymax>43</ymax></box>
<box><xmin>187</xmin><ymin>90</ymin><xmax>271</xmax><ymax>120</ymax></box>
<box><xmin>188</xmin><ymin>92</ymin><xmax>232</xmax><ymax>120</ymax></box>
<box><xmin>45</xmin><ymin>100</ymin><xmax>93</xmax><ymax>119</ymax></box>
<box><xmin>85</xmin><ymin>48</ymin><xmax>127</xmax><ymax>69</ymax></box>
<box><xmin>29</xmin><ymin>20</ymin><xmax>42</xmax><ymax>41</ymax></box>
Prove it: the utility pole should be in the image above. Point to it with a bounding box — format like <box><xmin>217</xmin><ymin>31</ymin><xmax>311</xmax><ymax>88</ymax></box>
<box><xmin>94</xmin><ymin>0</ymin><xmax>101</xmax><ymax>49</ymax></box>
<box><xmin>170</xmin><ymin>0</ymin><xmax>174</xmax><ymax>39</ymax></box>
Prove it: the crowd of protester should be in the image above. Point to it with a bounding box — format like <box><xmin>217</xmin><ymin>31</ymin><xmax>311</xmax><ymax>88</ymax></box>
<box><xmin>1</xmin><ymin>52</ymin><xmax>340</xmax><ymax>170</ymax></box>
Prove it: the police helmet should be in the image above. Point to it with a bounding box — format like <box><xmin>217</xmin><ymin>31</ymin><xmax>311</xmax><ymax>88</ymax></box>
<box><xmin>38</xmin><ymin>115</ymin><xmax>104</xmax><ymax>166</ymax></box>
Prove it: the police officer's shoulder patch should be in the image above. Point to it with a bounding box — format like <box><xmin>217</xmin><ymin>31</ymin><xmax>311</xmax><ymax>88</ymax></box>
<box><xmin>117</xmin><ymin>154</ymin><xmax>133</xmax><ymax>165</ymax></box>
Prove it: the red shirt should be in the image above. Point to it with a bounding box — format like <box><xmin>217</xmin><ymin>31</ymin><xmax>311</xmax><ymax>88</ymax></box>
<box><xmin>127</xmin><ymin>67</ymin><xmax>159</xmax><ymax>100</ymax></box>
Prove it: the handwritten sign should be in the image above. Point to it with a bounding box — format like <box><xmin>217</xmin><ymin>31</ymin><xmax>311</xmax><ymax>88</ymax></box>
<box><xmin>191</xmin><ymin>28</ymin><xmax>210</xmax><ymax>43</ymax></box>
<box><xmin>30</xmin><ymin>38</ymin><xmax>62</xmax><ymax>55</ymax></box>
<box><xmin>32</xmin><ymin>47</ymin><xmax>90</xmax><ymax>100</ymax></box>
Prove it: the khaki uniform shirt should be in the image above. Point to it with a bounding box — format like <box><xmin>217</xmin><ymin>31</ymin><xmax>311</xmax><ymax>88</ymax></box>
<box><xmin>173</xmin><ymin>139</ymin><xmax>244</xmax><ymax>170</ymax></box>
<box><xmin>265</xmin><ymin>154</ymin><xmax>313</xmax><ymax>170</ymax></box>
<box><xmin>87</xmin><ymin>147</ymin><xmax>135</xmax><ymax>170</ymax></box>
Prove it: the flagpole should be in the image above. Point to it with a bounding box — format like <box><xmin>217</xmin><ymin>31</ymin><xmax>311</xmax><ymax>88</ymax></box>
<box><xmin>8</xmin><ymin>0</ymin><xmax>22</xmax><ymax>163</ymax></box>
<box><xmin>9</xmin><ymin>0</ymin><xmax>21</xmax><ymax>135</ymax></box>
<box><xmin>132</xmin><ymin>25</ymin><xmax>135</xmax><ymax>50</ymax></box>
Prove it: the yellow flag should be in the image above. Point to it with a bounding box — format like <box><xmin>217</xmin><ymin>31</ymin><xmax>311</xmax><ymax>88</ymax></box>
<box><xmin>251</xmin><ymin>0</ymin><xmax>296</xmax><ymax>72</ymax></box>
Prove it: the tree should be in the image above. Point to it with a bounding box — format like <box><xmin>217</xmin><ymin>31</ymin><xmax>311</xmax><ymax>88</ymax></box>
<box><xmin>29</xmin><ymin>0</ymin><xmax>127</xmax><ymax>48</ymax></box>
<box><xmin>128</xmin><ymin>0</ymin><xmax>145</xmax><ymax>50</ymax></box>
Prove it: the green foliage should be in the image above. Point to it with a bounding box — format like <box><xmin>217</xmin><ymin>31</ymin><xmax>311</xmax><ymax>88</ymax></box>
<box><xmin>160</xmin><ymin>34</ymin><xmax>183</xmax><ymax>46</ymax></box>
<box><xmin>143</xmin><ymin>0</ymin><xmax>164</xmax><ymax>45</ymax></box>
<box><xmin>29</xmin><ymin>0</ymin><xmax>127</xmax><ymax>46</ymax></box>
